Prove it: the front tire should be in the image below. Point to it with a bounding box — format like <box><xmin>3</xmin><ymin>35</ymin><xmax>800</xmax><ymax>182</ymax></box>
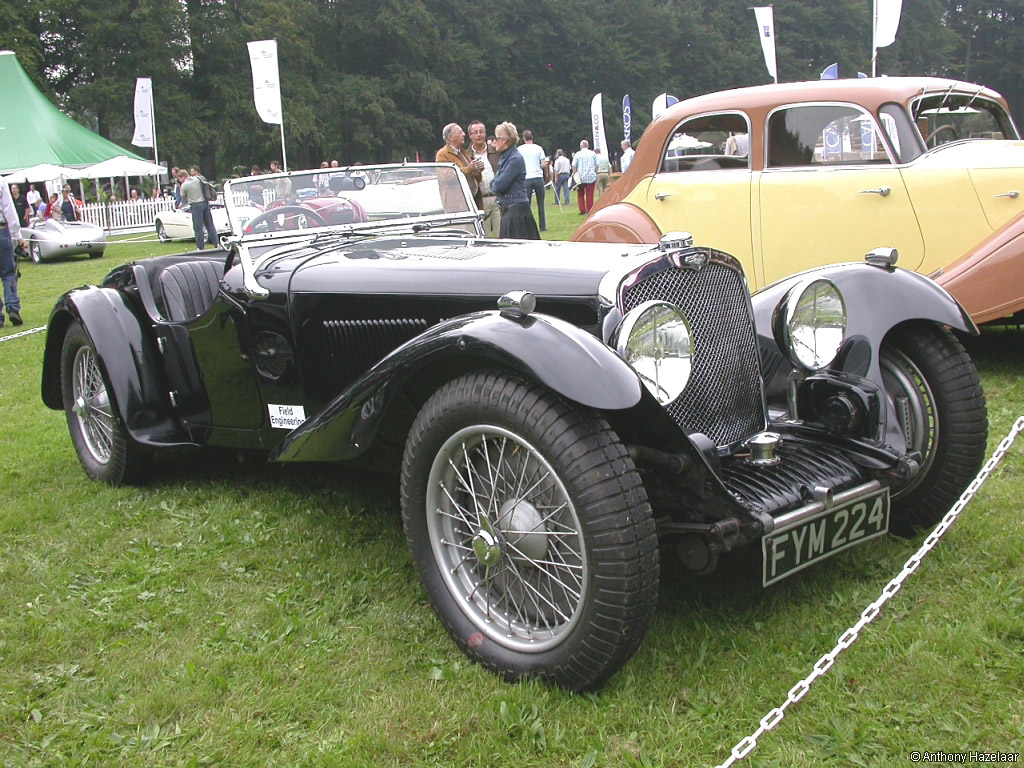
<box><xmin>29</xmin><ymin>239</ymin><xmax>42</xmax><ymax>263</ymax></box>
<box><xmin>401</xmin><ymin>372</ymin><xmax>659</xmax><ymax>691</ymax></box>
<box><xmin>157</xmin><ymin>222</ymin><xmax>170</xmax><ymax>243</ymax></box>
<box><xmin>60</xmin><ymin>321</ymin><xmax>150</xmax><ymax>485</ymax></box>
<box><xmin>881</xmin><ymin>322</ymin><xmax>987</xmax><ymax>536</ymax></box>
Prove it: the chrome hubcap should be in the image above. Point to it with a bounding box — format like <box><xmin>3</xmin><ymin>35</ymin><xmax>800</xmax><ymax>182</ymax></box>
<box><xmin>881</xmin><ymin>346</ymin><xmax>937</xmax><ymax>498</ymax></box>
<box><xmin>426</xmin><ymin>425</ymin><xmax>587</xmax><ymax>653</ymax></box>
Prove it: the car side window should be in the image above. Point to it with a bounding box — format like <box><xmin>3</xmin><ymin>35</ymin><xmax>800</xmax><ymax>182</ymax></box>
<box><xmin>767</xmin><ymin>104</ymin><xmax>892</xmax><ymax>168</ymax></box>
<box><xmin>659</xmin><ymin>112</ymin><xmax>751</xmax><ymax>173</ymax></box>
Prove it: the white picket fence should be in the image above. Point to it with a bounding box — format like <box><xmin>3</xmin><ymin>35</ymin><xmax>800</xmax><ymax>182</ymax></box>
<box><xmin>77</xmin><ymin>198</ymin><xmax>177</xmax><ymax>234</ymax></box>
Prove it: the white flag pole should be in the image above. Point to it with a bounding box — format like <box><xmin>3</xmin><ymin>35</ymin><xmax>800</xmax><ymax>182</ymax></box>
<box><xmin>150</xmin><ymin>85</ymin><xmax>160</xmax><ymax>171</ymax></box>
<box><xmin>872</xmin><ymin>0</ymin><xmax>878</xmax><ymax>77</ymax></box>
<box><xmin>280</xmin><ymin>121</ymin><xmax>288</xmax><ymax>172</ymax></box>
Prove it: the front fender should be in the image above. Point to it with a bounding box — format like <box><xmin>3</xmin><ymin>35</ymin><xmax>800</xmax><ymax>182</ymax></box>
<box><xmin>571</xmin><ymin>202</ymin><xmax>661</xmax><ymax>244</ymax></box>
<box><xmin>753</xmin><ymin>262</ymin><xmax>975</xmax><ymax>389</ymax></box>
<box><xmin>274</xmin><ymin>310</ymin><xmax>643</xmax><ymax>463</ymax></box>
<box><xmin>41</xmin><ymin>287</ymin><xmax>193</xmax><ymax>448</ymax></box>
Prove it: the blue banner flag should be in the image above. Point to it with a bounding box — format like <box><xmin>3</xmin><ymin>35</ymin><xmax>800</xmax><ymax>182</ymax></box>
<box><xmin>821</xmin><ymin>62</ymin><xmax>839</xmax><ymax>80</ymax></box>
<box><xmin>622</xmin><ymin>94</ymin><xmax>632</xmax><ymax>144</ymax></box>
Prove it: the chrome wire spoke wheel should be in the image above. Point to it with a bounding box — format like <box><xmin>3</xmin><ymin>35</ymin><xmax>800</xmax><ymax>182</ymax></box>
<box><xmin>71</xmin><ymin>345</ymin><xmax>116</xmax><ymax>464</ymax></box>
<box><xmin>880</xmin><ymin>345</ymin><xmax>937</xmax><ymax>499</ymax></box>
<box><xmin>425</xmin><ymin>425</ymin><xmax>587</xmax><ymax>653</ymax></box>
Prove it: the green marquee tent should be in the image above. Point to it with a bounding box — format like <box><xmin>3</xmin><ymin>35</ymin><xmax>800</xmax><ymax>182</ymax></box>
<box><xmin>0</xmin><ymin>50</ymin><xmax>146</xmax><ymax>174</ymax></box>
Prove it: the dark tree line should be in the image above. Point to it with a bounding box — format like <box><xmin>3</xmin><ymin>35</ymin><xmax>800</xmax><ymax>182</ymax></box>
<box><xmin>2</xmin><ymin>0</ymin><xmax>1021</xmax><ymax>179</ymax></box>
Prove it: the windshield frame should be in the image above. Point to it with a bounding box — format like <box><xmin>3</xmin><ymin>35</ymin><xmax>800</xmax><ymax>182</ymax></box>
<box><xmin>224</xmin><ymin>162</ymin><xmax>483</xmax><ymax>242</ymax></box>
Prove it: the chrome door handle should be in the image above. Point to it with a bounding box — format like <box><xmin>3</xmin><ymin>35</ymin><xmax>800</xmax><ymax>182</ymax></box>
<box><xmin>654</xmin><ymin>192</ymin><xmax>672</xmax><ymax>201</ymax></box>
<box><xmin>995</xmin><ymin>190</ymin><xmax>1020</xmax><ymax>199</ymax></box>
<box><xmin>859</xmin><ymin>186</ymin><xmax>891</xmax><ymax>197</ymax></box>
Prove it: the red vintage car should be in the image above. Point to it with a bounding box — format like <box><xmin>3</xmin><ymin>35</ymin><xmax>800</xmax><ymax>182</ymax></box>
<box><xmin>573</xmin><ymin>77</ymin><xmax>1024</xmax><ymax>324</ymax></box>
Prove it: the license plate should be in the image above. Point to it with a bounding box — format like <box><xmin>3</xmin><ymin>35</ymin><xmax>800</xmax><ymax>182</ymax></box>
<box><xmin>762</xmin><ymin>488</ymin><xmax>889</xmax><ymax>587</ymax></box>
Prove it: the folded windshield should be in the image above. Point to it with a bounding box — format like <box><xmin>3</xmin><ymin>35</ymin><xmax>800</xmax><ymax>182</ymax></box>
<box><xmin>224</xmin><ymin>163</ymin><xmax>478</xmax><ymax>237</ymax></box>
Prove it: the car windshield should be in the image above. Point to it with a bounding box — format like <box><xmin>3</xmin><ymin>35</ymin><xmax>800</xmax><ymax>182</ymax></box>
<box><xmin>224</xmin><ymin>163</ymin><xmax>479</xmax><ymax>238</ymax></box>
<box><xmin>910</xmin><ymin>91</ymin><xmax>1019</xmax><ymax>148</ymax></box>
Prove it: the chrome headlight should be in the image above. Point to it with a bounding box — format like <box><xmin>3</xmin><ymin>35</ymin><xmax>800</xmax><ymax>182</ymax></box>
<box><xmin>774</xmin><ymin>278</ymin><xmax>846</xmax><ymax>370</ymax></box>
<box><xmin>615</xmin><ymin>301</ymin><xmax>693</xmax><ymax>404</ymax></box>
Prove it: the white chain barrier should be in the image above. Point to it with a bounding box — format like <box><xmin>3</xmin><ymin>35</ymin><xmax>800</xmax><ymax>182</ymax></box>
<box><xmin>714</xmin><ymin>414</ymin><xmax>1024</xmax><ymax>768</ymax></box>
<box><xmin>0</xmin><ymin>325</ymin><xmax>46</xmax><ymax>342</ymax></box>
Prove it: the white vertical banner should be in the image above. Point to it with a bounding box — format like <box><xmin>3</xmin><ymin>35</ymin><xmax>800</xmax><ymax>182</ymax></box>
<box><xmin>872</xmin><ymin>0</ymin><xmax>903</xmax><ymax>75</ymax></box>
<box><xmin>247</xmin><ymin>40</ymin><xmax>283</xmax><ymax>124</ymax></box>
<box><xmin>874</xmin><ymin>0</ymin><xmax>903</xmax><ymax>48</ymax></box>
<box><xmin>131</xmin><ymin>78</ymin><xmax>154</xmax><ymax>147</ymax></box>
<box><xmin>591</xmin><ymin>93</ymin><xmax>607</xmax><ymax>156</ymax></box>
<box><xmin>752</xmin><ymin>6</ymin><xmax>778</xmax><ymax>83</ymax></box>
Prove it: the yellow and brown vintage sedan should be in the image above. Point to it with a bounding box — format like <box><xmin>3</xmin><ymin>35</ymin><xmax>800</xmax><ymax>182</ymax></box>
<box><xmin>573</xmin><ymin>77</ymin><xmax>1024</xmax><ymax>323</ymax></box>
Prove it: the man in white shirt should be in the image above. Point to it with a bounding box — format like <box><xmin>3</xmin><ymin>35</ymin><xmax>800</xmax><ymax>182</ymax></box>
<box><xmin>0</xmin><ymin>181</ymin><xmax>26</xmax><ymax>326</ymax></box>
<box><xmin>518</xmin><ymin>130</ymin><xmax>549</xmax><ymax>231</ymax></box>
<box><xmin>468</xmin><ymin>119</ymin><xmax>501</xmax><ymax>237</ymax></box>
<box><xmin>620</xmin><ymin>139</ymin><xmax>635</xmax><ymax>173</ymax></box>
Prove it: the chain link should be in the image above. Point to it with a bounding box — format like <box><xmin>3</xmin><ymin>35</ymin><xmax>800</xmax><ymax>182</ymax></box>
<box><xmin>714</xmin><ymin>415</ymin><xmax>1024</xmax><ymax>768</ymax></box>
<box><xmin>0</xmin><ymin>325</ymin><xmax>45</xmax><ymax>343</ymax></box>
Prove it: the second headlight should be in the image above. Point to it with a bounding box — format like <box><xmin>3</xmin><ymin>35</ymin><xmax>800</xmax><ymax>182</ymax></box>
<box><xmin>615</xmin><ymin>301</ymin><xmax>693</xmax><ymax>404</ymax></box>
<box><xmin>774</xmin><ymin>277</ymin><xmax>847</xmax><ymax>370</ymax></box>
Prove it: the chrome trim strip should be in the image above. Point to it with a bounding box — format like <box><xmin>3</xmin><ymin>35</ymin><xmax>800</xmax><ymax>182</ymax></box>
<box><xmin>768</xmin><ymin>479</ymin><xmax>883</xmax><ymax>534</ymax></box>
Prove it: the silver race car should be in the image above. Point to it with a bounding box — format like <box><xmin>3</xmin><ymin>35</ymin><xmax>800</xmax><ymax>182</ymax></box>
<box><xmin>22</xmin><ymin>219</ymin><xmax>107</xmax><ymax>263</ymax></box>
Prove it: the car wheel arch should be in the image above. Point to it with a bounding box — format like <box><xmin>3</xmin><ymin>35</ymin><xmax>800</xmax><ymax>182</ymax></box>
<box><xmin>571</xmin><ymin>202</ymin><xmax>662</xmax><ymax>245</ymax></box>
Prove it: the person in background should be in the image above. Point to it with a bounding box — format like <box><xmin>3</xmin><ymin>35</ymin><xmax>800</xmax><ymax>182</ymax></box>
<box><xmin>177</xmin><ymin>168</ymin><xmax>217</xmax><ymax>249</ymax></box>
<box><xmin>595</xmin><ymin>151</ymin><xmax>612</xmax><ymax>200</ymax></box>
<box><xmin>436</xmin><ymin>123</ymin><xmax>482</xmax><ymax>207</ymax></box>
<box><xmin>0</xmin><ymin>181</ymin><xmax>26</xmax><ymax>327</ymax></box>
<box><xmin>552</xmin><ymin>148</ymin><xmax>571</xmax><ymax>205</ymax></box>
<box><xmin>269</xmin><ymin>160</ymin><xmax>291</xmax><ymax>199</ymax></box>
<box><xmin>620</xmin><ymin>139</ymin><xmax>635</xmax><ymax>172</ymax></box>
<box><xmin>491</xmin><ymin>121</ymin><xmax>540</xmax><ymax>240</ymax></box>
<box><xmin>25</xmin><ymin>183</ymin><xmax>42</xmax><ymax>217</ymax></box>
<box><xmin>43</xmin><ymin>193</ymin><xmax>60</xmax><ymax>220</ymax></box>
<box><xmin>60</xmin><ymin>185</ymin><xmax>83</xmax><ymax>222</ymax></box>
<box><xmin>10</xmin><ymin>184</ymin><xmax>30</xmax><ymax>227</ymax></box>
<box><xmin>171</xmin><ymin>167</ymin><xmax>182</xmax><ymax>208</ymax></box>
<box><xmin>571</xmin><ymin>139</ymin><xmax>598</xmax><ymax>215</ymax></box>
<box><xmin>468</xmin><ymin>119</ymin><xmax>500</xmax><ymax>237</ymax></box>
<box><xmin>518</xmin><ymin>130</ymin><xmax>548</xmax><ymax>231</ymax></box>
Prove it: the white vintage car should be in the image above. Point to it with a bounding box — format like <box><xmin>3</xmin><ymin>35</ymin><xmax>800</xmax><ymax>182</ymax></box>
<box><xmin>154</xmin><ymin>203</ymin><xmax>234</xmax><ymax>243</ymax></box>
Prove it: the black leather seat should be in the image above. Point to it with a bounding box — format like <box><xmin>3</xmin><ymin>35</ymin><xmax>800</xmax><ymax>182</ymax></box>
<box><xmin>157</xmin><ymin>260</ymin><xmax>223</xmax><ymax>322</ymax></box>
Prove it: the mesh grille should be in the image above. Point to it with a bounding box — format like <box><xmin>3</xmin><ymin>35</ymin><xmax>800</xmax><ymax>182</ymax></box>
<box><xmin>621</xmin><ymin>259</ymin><xmax>765</xmax><ymax>446</ymax></box>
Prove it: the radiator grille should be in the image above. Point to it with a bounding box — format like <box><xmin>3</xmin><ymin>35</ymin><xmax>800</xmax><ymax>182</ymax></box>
<box><xmin>621</xmin><ymin>257</ymin><xmax>765</xmax><ymax>446</ymax></box>
<box><xmin>324</xmin><ymin>318</ymin><xmax>430</xmax><ymax>387</ymax></box>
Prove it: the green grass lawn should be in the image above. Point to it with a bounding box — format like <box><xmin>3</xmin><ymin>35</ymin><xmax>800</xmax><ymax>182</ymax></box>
<box><xmin>1</xmin><ymin>232</ymin><xmax>1022</xmax><ymax>767</ymax></box>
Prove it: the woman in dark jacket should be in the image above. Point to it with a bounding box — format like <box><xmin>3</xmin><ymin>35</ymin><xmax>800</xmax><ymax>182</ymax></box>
<box><xmin>490</xmin><ymin>122</ymin><xmax>540</xmax><ymax>240</ymax></box>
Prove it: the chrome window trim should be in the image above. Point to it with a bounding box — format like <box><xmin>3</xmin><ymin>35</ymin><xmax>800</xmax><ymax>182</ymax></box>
<box><xmin>657</xmin><ymin>109</ymin><xmax>754</xmax><ymax>174</ymax></box>
<box><xmin>763</xmin><ymin>101</ymin><xmax>897</xmax><ymax>170</ymax></box>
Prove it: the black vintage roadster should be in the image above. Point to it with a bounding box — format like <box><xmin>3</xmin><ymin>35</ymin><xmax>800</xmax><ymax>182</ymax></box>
<box><xmin>42</xmin><ymin>163</ymin><xmax>987</xmax><ymax>690</ymax></box>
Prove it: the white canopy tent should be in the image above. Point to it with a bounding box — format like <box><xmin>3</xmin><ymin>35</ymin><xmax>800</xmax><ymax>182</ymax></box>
<box><xmin>78</xmin><ymin>155</ymin><xmax>166</xmax><ymax>178</ymax></box>
<box><xmin>78</xmin><ymin>155</ymin><xmax>167</xmax><ymax>202</ymax></box>
<box><xmin>2</xmin><ymin>162</ymin><xmax>76</xmax><ymax>184</ymax></box>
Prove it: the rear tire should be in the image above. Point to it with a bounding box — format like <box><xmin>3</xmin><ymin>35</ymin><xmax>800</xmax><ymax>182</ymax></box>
<box><xmin>60</xmin><ymin>321</ymin><xmax>150</xmax><ymax>485</ymax></box>
<box><xmin>401</xmin><ymin>372</ymin><xmax>659</xmax><ymax>691</ymax></box>
<box><xmin>157</xmin><ymin>222</ymin><xmax>170</xmax><ymax>243</ymax></box>
<box><xmin>881</xmin><ymin>322</ymin><xmax>986</xmax><ymax>536</ymax></box>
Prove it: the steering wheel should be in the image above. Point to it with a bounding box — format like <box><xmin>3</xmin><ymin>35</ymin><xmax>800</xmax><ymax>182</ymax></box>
<box><xmin>245</xmin><ymin>205</ymin><xmax>328</xmax><ymax>234</ymax></box>
<box><xmin>925</xmin><ymin>124</ymin><xmax>959</xmax><ymax>146</ymax></box>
